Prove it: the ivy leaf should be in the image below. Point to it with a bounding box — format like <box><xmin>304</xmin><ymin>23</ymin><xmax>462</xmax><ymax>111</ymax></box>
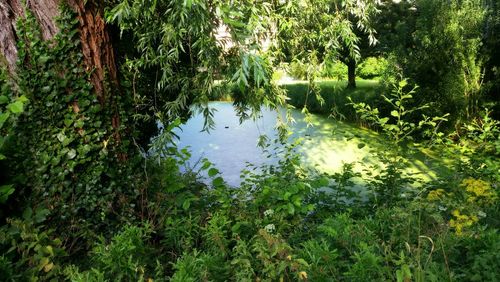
<box><xmin>34</xmin><ymin>208</ymin><xmax>50</xmax><ymax>223</ymax></box>
<box><xmin>0</xmin><ymin>95</ymin><xmax>8</xmax><ymax>105</ymax></box>
<box><xmin>0</xmin><ymin>184</ymin><xmax>15</xmax><ymax>204</ymax></box>
<box><xmin>57</xmin><ymin>132</ymin><xmax>66</xmax><ymax>143</ymax></box>
<box><xmin>67</xmin><ymin>149</ymin><xmax>77</xmax><ymax>159</ymax></box>
<box><xmin>38</xmin><ymin>55</ymin><xmax>50</xmax><ymax>65</ymax></box>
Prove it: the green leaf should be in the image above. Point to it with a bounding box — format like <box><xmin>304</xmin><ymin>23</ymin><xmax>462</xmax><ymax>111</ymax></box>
<box><xmin>57</xmin><ymin>132</ymin><xmax>66</xmax><ymax>143</ymax></box>
<box><xmin>0</xmin><ymin>185</ymin><xmax>15</xmax><ymax>203</ymax></box>
<box><xmin>23</xmin><ymin>207</ymin><xmax>33</xmax><ymax>220</ymax></box>
<box><xmin>0</xmin><ymin>95</ymin><xmax>8</xmax><ymax>105</ymax></box>
<box><xmin>390</xmin><ymin>110</ymin><xmax>399</xmax><ymax>117</ymax></box>
<box><xmin>379</xmin><ymin>117</ymin><xmax>389</xmax><ymax>125</ymax></box>
<box><xmin>201</xmin><ymin>159</ymin><xmax>211</xmax><ymax>170</ymax></box>
<box><xmin>182</xmin><ymin>199</ymin><xmax>191</xmax><ymax>210</ymax></box>
<box><xmin>67</xmin><ymin>149</ymin><xmax>77</xmax><ymax>159</ymax></box>
<box><xmin>34</xmin><ymin>208</ymin><xmax>50</xmax><ymax>223</ymax></box>
<box><xmin>232</xmin><ymin>222</ymin><xmax>241</xmax><ymax>233</ymax></box>
<box><xmin>183</xmin><ymin>0</ymin><xmax>193</xmax><ymax>9</ymax></box>
<box><xmin>212</xmin><ymin>176</ymin><xmax>224</xmax><ymax>187</ymax></box>
<box><xmin>316</xmin><ymin>176</ymin><xmax>329</xmax><ymax>187</ymax></box>
<box><xmin>357</xmin><ymin>143</ymin><xmax>366</xmax><ymax>149</ymax></box>
<box><xmin>0</xmin><ymin>112</ymin><xmax>10</xmax><ymax>128</ymax></box>
<box><xmin>38</xmin><ymin>55</ymin><xmax>50</xmax><ymax>65</ymax></box>
<box><xmin>208</xmin><ymin>167</ymin><xmax>219</xmax><ymax>177</ymax></box>
<box><xmin>292</xmin><ymin>195</ymin><xmax>302</xmax><ymax>207</ymax></box>
<box><xmin>7</xmin><ymin>101</ymin><xmax>24</xmax><ymax>114</ymax></box>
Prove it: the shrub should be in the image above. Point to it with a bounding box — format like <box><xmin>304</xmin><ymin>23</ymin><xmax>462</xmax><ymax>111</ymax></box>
<box><xmin>288</xmin><ymin>60</ymin><xmax>308</xmax><ymax>80</ymax></box>
<box><xmin>358</xmin><ymin>57</ymin><xmax>389</xmax><ymax>79</ymax></box>
<box><xmin>321</xmin><ymin>60</ymin><xmax>348</xmax><ymax>80</ymax></box>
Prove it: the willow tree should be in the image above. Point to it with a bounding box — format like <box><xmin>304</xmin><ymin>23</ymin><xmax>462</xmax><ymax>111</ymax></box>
<box><xmin>271</xmin><ymin>0</ymin><xmax>381</xmax><ymax>88</ymax></box>
<box><xmin>0</xmin><ymin>0</ymin><xmax>290</xmax><ymax>243</ymax></box>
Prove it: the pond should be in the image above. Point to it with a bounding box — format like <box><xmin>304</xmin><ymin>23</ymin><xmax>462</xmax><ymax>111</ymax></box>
<box><xmin>174</xmin><ymin>101</ymin><xmax>450</xmax><ymax>187</ymax></box>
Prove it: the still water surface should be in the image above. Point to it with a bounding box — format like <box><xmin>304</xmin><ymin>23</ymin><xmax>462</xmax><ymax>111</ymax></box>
<box><xmin>174</xmin><ymin>102</ymin><xmax>444</xmax><ymax>187</ymax></box>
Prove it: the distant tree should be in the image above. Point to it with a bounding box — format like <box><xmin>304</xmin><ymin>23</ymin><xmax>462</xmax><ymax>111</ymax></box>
<box><xmin>272</xmin><ymin>0</ymin><xmax>381</xmax><ymax>88</ymax></box>
<box><xmin>483</xmin><ymin>0</ymin><xmax>500</xmax><ymax>117</ymax></box>
<box><xmin>385</xmin><ymin>0</ymin><xmax>486</xmax><ymax>122</ymax></box>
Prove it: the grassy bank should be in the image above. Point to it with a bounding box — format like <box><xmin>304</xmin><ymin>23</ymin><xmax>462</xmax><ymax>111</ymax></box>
<box><xmin>212</xmin><ymin>79</ymin><xmax>381</xmax><ymax>121</ymax></box>
<box><xmin>282</xmin><ymin>79</ymin><xmax>380</xmax><ymax>120</ymax></box>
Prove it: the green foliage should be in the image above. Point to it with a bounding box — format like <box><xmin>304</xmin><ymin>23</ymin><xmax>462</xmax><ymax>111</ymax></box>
<box><xmin>5</xmin><ymin>5</ymin><xmax>140</xmax><ymax>245</ymax></box>
<box><xmin>0</xmin><ymin>207</ymin><xmax>65</xmax><ymax>281</ymax></box>
<box><xmin>0</xmin><ymin>68</ymin><xmax>27</xmax><ymax>205</ymax></box>
<box><xmin>274</xmin><ymin>0</ymin><xmax>380</xmax><ymax>63</ymax></box>
<box><xmin>106</xmin><ymin>0</ymin><xmax>287</xmax><ymax>134</ymax></box>
<box><xmin>392</xmin><ymin>0</ymin><xmax>486</xmax><ymax>122</ymax></box>
<box><xmin>349</xmin><ymin>78</ymin><xmax>449</xmax><ymax>144</ymax></box>
<box><xmin>90</xmin><ymin>225</ymin><xmax>153</xmax><ymax>280</ymax></box>
<box><xmin>358</xmin><ymin>56</ymin><xmax>388</xmax><ymax>79</ymax></box>
<box><xmin>321</xmin><ymin>59</ymin><xmax>348</xmax><ymax>80</ymax></box>
<box><xmin>284</xmin><ymin>79</ymin><xmax>380</xmax><ymax>121</ymax></box>
<box><xmin>288</xmin><ymin>60</ymin><xmax>308</xmax><ymax>80</ymax></box>
<box><xmin>0</xmin><ymin>2</ymin><xmax>498</xmax><ymax>281</ymax></box>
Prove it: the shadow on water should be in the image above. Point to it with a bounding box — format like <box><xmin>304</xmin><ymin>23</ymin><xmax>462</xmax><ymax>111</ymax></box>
<box><xmin>174</xmin><ymin>101</ymin><xmax>455</xmax><ymax>187</ymax></box>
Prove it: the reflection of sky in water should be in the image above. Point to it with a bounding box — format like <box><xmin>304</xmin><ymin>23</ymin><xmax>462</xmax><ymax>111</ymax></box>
<box><xmin>174</xmin><ymin>101</ymin><xmax>447</xmax><ymax>187</ymax></box>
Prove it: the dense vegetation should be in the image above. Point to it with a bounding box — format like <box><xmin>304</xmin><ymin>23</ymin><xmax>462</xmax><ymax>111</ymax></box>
<box><xmin>0</xmin><ymin>0</ymin><xmax>499</xmax><ymax>281</ymax></box>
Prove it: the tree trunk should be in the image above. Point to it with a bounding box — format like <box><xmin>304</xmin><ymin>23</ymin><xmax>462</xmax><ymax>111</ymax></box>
<box><xmin>0</xmin><ymin>1</ymin><xmax>19</xmax><ymax>71</ymax></box>
<box><xmin>347</xmin><ymin>59</ymin><xmax>356</xmax><ymax>88</ymax></box>
<box><xmin>1</xmin><ymin>0</ymin><xmax>118</xmax><ymax>99</ymax></box>
<box><xmin>67</xmin><ymin>0</ymin><xmax>119</xmax><ymax>102</ymax></box>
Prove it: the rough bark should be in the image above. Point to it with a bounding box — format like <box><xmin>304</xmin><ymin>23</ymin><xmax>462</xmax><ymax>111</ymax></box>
<box><xmin>0</xmin><ymin>1</ymin><xmax>18</xmax><ymax>70</ymax></box>
<box><xmin>0</xmin><ymin>0</ymin><xmax>60</xmax><ymax>71</ymax></box>
<box><xmin>0</xmin><ymin>0</ymin><xmax>119</xmax><ymax>101</ymax></box>
<box><xmin>27</xmin><ymin>0</ymin><xmax>60</xmax><ymax>40</ymax></box>
<box><xmin>67</xmin><ymin>0</ymin><xmax>119</xmax><ymax>102</ymax></box>
<box><xmin>347</xmin><ymin>59</ymin><xmax>356</xmax><ymax>88</ymax></box>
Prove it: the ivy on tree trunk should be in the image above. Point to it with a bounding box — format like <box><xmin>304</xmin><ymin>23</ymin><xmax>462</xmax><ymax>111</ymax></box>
<box><xmin>1</xmin><ymin>0</ymin><xmax>124</xmax><ymax>151</ymax></box>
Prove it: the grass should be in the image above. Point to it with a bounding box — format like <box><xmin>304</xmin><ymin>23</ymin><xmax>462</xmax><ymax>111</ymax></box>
<box><xmin>212</xmin><ymin>78</ymin><xmax>382</xmax><ymax>121</ymax></box>
<box><xmin>281</xmin><ymin>79</ymin><xmax>381</xmax><ymax>119</ymax></box>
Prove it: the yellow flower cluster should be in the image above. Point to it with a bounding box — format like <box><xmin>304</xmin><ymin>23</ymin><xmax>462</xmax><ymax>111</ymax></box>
<box><xmin>449</xmin><ymin>209</ymin><xmax>478</xmax><ymax>235</ymax></box>
<box><xmin>461</xmin><ymin>178</ymin><xmax>497</xmax><ymax>204</ymax></box>
<box><xmin>427</xmin><ymin>188</ymin><xmax>446</xmax><ymax>201</ymax></box>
